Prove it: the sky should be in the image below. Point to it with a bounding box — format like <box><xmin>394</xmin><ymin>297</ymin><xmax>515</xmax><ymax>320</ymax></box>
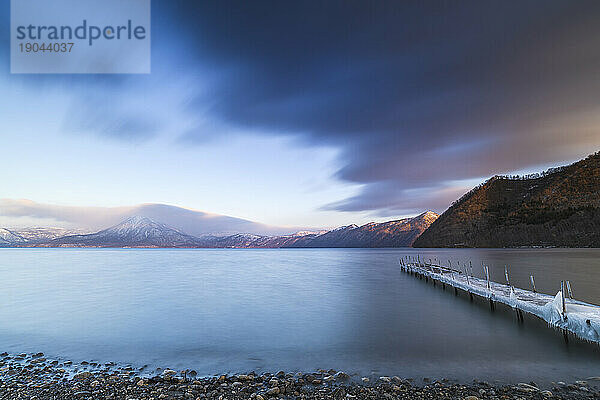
<box><xmin>1</xmin><ymin>1</ymin><xmax>600</xmax><ymax>231</ymax></box>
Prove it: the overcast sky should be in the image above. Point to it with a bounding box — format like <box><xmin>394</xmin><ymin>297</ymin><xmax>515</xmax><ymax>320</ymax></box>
<box><xmin>1</xmin><ymin>1</ymin><xmax>600</xmax><ymax>230</ymax></box>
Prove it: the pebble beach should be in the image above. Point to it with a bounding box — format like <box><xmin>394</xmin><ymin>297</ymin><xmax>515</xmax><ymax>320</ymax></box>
<box><xmin>1</xmin><ymin>352</ymin><xmax>599</xmax><ymax>400</ymax></box>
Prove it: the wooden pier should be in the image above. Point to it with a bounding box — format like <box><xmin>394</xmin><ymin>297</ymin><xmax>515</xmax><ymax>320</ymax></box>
<box><xmin>400</xmin><ymin>256</ymin><xmax>600</xmax><ymax>345</ymax></box>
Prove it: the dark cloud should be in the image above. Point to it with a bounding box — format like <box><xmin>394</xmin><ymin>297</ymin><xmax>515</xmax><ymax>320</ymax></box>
<box><xmin>322</xmin><ymin>182</ymin><xmax>471</xmax><ymax>217</ymax></box>
<box><xmin>4</xmin><ymin>1</ymin><xmax>600</xmax><ymax>215</ymax></box>
<box><xmin>162</xmin><ymin>0</ymin><xmax>600</xmax><ymax>214</ymax></box>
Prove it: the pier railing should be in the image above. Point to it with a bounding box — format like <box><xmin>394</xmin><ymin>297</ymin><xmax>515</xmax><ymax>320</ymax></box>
<box><xmin>399</xmin><ymin>255</ymin><xmax>600</xmax><ymax>345</ymax></box>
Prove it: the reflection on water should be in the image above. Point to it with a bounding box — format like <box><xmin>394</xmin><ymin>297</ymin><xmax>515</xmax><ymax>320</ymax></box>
<box><xmin>0</xmin><ymin>248</ymin><xmax>599</xmax><ymax>383</ymax></box>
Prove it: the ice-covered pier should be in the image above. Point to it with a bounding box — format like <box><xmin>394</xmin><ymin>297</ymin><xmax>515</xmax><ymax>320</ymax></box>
<box><xmin>400</xmin><ymin>256</ymin><xmax>600</xmax><ymax>344</ymax></box>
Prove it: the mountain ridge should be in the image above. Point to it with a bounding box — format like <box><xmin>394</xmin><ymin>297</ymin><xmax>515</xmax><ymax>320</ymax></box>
<box><xmin>50</xmin><ymin>216</ymin><xmax>201</xmax><ymax>248</ymax></box>
<box><xmin>0</xmin><ymin>212</ymin><xmax>438</xmax><ymax>248</ymax></box>
<box><xmin>414</xmin><ymin>151</ymin><xmax>600</xmax><ymax>248</ymax></box>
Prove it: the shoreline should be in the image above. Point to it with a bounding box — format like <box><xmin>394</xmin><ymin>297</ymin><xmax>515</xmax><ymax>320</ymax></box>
<box><xmin>2</xmin><ymin>245</ymin><xmax>598</xmax><ymax>249</ymax></box>
<box><xmin>1</xmin><ymin>353</ymin><xmax>599</xmax><ymax>399</ymax></box>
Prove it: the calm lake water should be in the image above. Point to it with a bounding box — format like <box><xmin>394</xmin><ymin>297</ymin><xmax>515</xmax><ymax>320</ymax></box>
<box><xmin>0</xmin><ymin>248</ymin><xmax>599</xmax><ymax>384</ymax></box>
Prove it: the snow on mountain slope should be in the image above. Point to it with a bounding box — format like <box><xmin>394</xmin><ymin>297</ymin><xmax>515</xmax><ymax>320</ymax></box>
<box><xmin>11</xmin><ymin>227</ymin><xmax>87</xmax><ymax>241</ymax></box>
<box><xmin>286</xmin><ymin>211</ymin><xmax>439</xmax><ymax>247</ymax></box>
<box><xmin>0</xmin><ymin>228</ymin><xmax>26</xmax><ymax>244</ymax></box>
<box><xmin>290</xmin><ymin>230</ymin><xmax>329</xmax><ymax>237</ymax></box>
<box><xmin>204</xmin><ymin>211</ymin><xmax>439</xmax><ymax>248</ymax></box>
<box><xmin>0</xmin><ymin>212</ymin><xmax>439</xmax><ymax>248</ymax></box>
<box><xmin>52</xmin><ymin>216</ymin><xmax>202</xmax><ymax>247</ymax></box>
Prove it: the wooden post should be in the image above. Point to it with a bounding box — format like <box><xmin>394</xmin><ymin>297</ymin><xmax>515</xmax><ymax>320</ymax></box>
<box><xmin>560</xmin><ymin>281</ymin><xmax>567</xmax><ymax>320</ymax></box>
<box><xmin>566</xmin><ymin>280</ymin><xmax>573</xmax><ymax>299</ymax></box>
<box><xmin>481</xmin><ymin>261</ymin><xmax>485</xmax><ymax>279</ymax></box>
<box><xmin>464</xmin><ymin>266</ymin><xmax>470</xmax><ymax>285</ymax></box>
<box><xmin>505</xmin><ymin>265</ymin><xmax>513</xmax><ymax>295</ymax></box>
<box><xmin>485</xmin><ymin>265</ymin><xmax>491</xmax><ymax>291</ymax></box>
<box><xmin>469</xmin><ymin>261</ymin><xmax>473</xmax><ymax>278</ymax></box>
<box><xmin>530</xmin><ymin>275</ymin><xmax>536</xmax><ymax>293</ymax></box>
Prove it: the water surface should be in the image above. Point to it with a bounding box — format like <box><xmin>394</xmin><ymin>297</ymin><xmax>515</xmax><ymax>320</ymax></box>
<box><xmin>0</xmin><ymin>248</ymin><xmax>599</xmax><ymax>383</ymax></box>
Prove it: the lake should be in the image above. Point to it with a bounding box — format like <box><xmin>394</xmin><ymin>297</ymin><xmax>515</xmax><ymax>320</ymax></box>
<box><xmin>0</xmin><ymin>248</ymin><xmax>599</xmax><ymax>384</ymax></box>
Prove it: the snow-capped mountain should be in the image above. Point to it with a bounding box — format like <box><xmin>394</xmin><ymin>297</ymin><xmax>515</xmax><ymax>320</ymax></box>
<box><xmin>0</xmin><ymin>199</ymin><xmax>305</xmax><ymax>237</ymax></box>
<box><xmin>197</xmin><ymin>212</ymin><xmax>438</xmax><ymax>248</ymax></box>
<box><xmin>0</xmin><ymin>212</ymin><xmax>439</xmax><ymax>248</ymax></box>
<box><xmin>0</xmin><ymin>228</ymin><xmax>26</xmax><ymax>245</ymax></box>
<box><xmin>285</xmin><ymin>212</ymin><xmax>439</xmax><ymax>247</ymax></box>
<box><xmin>290</xmin><ymin>230</ymin><xmax>329</xmax><ymax>237</ymax></box>
<box><xmin>50</xmin><ymin>216</ymin><xmax>201</xmax><ymax>248</ymax></box>
<box><xmin>329</xmin><ymin>224</ymin><xmax>359</xmax><ymax>232</ymax></box>
<box><xmin>12</xmin><ymin>227</ymin><xmax>88</xmax><ymax>242</ymax></box>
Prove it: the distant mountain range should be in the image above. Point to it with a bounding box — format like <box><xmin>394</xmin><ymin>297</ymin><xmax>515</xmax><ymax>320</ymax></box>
<box><xmin>0</xmin><ymin>212</ymin><xmax>438</xmax><ymax>248</ymax></box>
<box><xmin>414</xmin><ymin>151</ymin><xmax>600</xmax><ymax>248</ymax></box>
<box><xmin>202</xmin><ymin>211</ymin><xmax>438</xmax><ymax>248</ymax></box>
<box><xmin>0</xmin><ymin>227</ymin><xmax>87</xmax><ymax>245</ymax></box>
<box><xmin>0</xmin><ymin>200</ymin><xmax>308</xmax><ymax>237</ymax></box>
<box><xmin>6</xmin><ymin>151</ymin><xmax>599</xmax><ymax>250</ymax></box>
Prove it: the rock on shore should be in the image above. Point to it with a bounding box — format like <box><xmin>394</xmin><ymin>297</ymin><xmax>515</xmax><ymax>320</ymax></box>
<box><xmin>0</xmin><ymin>352</ymin><xmax>599</xmax><ymax>399</ymax></box>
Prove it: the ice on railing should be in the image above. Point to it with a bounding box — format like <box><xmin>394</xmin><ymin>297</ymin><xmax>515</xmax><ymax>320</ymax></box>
<box><xmin>403</xmin><ymin>261</ymin><xmax>600</xmax><ymax>344</ymax></box>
